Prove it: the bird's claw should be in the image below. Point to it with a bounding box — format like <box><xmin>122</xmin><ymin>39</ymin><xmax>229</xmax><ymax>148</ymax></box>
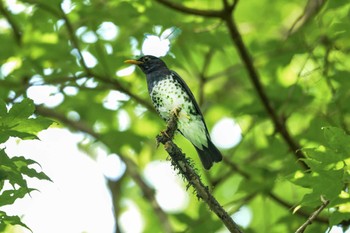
<box><xmin>171</xmin><ymin>107</ymin><xmax>190</xmax><ymax>120</ymax></box>
<box><xmin>171</xmin><ymin>107</ymin><xmax>182</xmax><ymax>118</ymax></box>
<box><xmin>161</xmin><ymin>130</ymin><xmax>170</xmax><ymax>138</ymax></box>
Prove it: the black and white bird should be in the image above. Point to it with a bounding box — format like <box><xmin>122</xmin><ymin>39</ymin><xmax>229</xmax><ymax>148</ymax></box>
<box><xmin>125</xmin><ymin>55</ymin><xmax>222</xmax><ymax>169</ymax></box>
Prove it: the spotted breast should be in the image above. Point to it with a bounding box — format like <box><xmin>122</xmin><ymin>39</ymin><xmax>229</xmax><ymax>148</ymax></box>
<box><xmin>150</xmin><ymin>74</ymin><xmax>208</xmax><ymax>150</ymax></box>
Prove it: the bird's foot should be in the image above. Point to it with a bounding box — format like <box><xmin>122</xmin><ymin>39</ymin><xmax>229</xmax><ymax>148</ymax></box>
<box><xmin>170</xmin><ymin>107</ymin><xmax>182</xmax><ymax>118</ymax></box>
<box><xmin>171</xmin><ymin>106</ymin><xmax>190</xmax><ymax>120</ymax></box>
<box><xmin>161</xmin><ymin>129</ymin><xmax>170</xmax><ymax>138</ymax></box>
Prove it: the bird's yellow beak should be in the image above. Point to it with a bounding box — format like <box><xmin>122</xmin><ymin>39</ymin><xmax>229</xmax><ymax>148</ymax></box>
<box><xmin>124</xmin><ymin>59</ymin><xmax>143</xmax><ymax>65</ymax></box>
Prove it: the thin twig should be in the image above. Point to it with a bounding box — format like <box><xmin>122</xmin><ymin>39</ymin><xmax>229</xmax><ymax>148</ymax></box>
<box><xmin>123</xmin><ymin>158</ymin><xmax>173</xmax><ymax>233</ymax></box>
<box><xmin>156</xmin><ymin>108</ymin><xmax>243</xmax><ymax>233</ymax></box>
<box><xmin>0</xmin><ymin>0</ymin><xmax>22</xmax><ymax>45</ymax></box>
<box><xmin>155</xmin><ymin>0</ymin><xmax>223</xmax><ymax>18</ymax></box>
<box><xmin>287</xmin><ymin>0</ymin><xmax>326</xmax><ymax>36</ymax></box>
<box><xmin>295</xmin><ymin>196</ymin><xmax>329</xmax><ymax>233</ymax></box>
<box><xmin>107</xmin><ymin>175</ymin><xmax>126</xmax><ymax>233</ymax></box>
<box><xmin>94</xmin><ymin>73</ymin><xmax>156</xmax><ymax>113</ymax></box>
<box><xmin>268</xmin><ymin>193</ymin><xmax>329</xmax><ymax>224</ymax></box>
<box><xmin>198</xmin><ymin>49</ymin><xmax>215</xmax><ymax>106</ymax></box>
<box><xmin>23</xmin><ymin>2</ymin><xmax>156</xmax><ymax>113</ymax></box>
<box><xmin>57</xmin><ymin>5</ymin><xmax>92</xmax><ymax>75</ymax></box>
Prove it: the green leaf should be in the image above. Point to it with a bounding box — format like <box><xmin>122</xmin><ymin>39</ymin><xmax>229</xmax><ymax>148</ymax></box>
<box><xmin>299</xmin><ymin>169</ymin><xmax>344</xmax><ymax>206</ymax></box>
<box><xmin>0</xmin><ymin>187</ymin><xmax>36</xmax><ymax>207</ymax></box>
<box><xmin>0</xmin><ymin>98</ymin><xmax>53</xmax><ymax>141</ymax></box>
<box><xmin>8</xmin><ymin>98</ymin><xmax>35</xmax><ymax>119</ymax></box>
<box><xmin>0</xmin><ymin>211</ymin><xmax>32</xmax><ymax>232</ymax></box>
<box><xmin>11</xmin><ymin>117</ymin><xmax>53</xmax><ymax>135</ymax></box>
<box><xmin>0</xmin><ymin>99</ymin><xmax>7</xmax><ymax>117</ymax></box>
<box><xmin>12</xmin><ymin>156</ymin><xmax>52</xmax><ymax>181</ymax></box>
<box><xmin>0</xmin><ymin>134</ymin><xmax>10</xmax><ymax>144</ymax></box>
<box><xmin>303</xmin><ymin>148</ymin><xmax>343</xmax><ymax>167</ymax></box>
<box><xmin>329</xmin><ymin>211</ymin><xmax>350</xmax><ymax>226</ymax></box>
<box><xmin>323</xmin><ymin>127</ymin><xmax>350</xmax><ymax>154</ymax></box>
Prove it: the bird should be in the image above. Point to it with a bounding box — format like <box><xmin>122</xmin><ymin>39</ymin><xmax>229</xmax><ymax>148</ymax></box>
<box><xmin>125</xmin><ymin>55</ymin><xmax>222</xmax><ymax>169</ymax></box>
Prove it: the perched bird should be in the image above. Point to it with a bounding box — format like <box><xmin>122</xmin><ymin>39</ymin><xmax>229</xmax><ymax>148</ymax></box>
<box><xmin>125</xmin><ymin>55</ymin><xmax>222</xmax><ymax>169</ymax></box>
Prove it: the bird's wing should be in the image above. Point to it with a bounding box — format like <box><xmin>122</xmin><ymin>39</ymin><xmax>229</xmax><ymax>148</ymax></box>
<box><xmin>170</xmin><ymin>70</ymin><xmax>210</xmax><ymax>133</ymax></box>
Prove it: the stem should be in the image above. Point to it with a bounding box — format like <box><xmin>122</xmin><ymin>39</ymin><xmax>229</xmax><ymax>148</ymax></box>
<box><xmin>156</xmin><ymin>108</ymin><xmax>243</xmax><ymax>233</ymax></box>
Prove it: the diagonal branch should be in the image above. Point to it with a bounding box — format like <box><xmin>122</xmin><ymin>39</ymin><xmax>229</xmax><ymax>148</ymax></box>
<box><xmin>295</xmin><ymin>196</ymin><xmax>329</xmax><ymax>233</ymax></box>
<box><xmin>156</xmin><ymin>108</ymin><xmax>243</xmax><ymax>233</ymax></box>
<box><xmin>155</xmin><ymin>0</ymin><xmax>223</xmax><ymax>18</ymax></box>
<box><xmin>268</xmin><ymin>193</ymin><xmax>329</xmax><ymax>224</ymax></box>
<box><xmin>154</xmin><ymin>0</ymin><xmax>309</xmax><ymax>170</ymax></box>
<box><xmin>287</xmin><ymin>0</ymin><xmax>326</xmax><ymax>36</ymax></box>
<box><xmin>0</xmin><ymin>1</ymin><xmax>22</xmax><ymax>45</ymax></box>
<box><xmin>23</xmin><ymin>2</ymin><xmax>156</xmax><ymax>113</ymax></box>
<box><xmin>222</xmin><ymin>15</ymin><xmax>309</xmax><ymax>170</ymax></box>
<box><xmin>93</xmin><ymin>73</ymin><xmax>156</xmax><ymax>113</ymax></box>
<box><xmin>57</xmin><ymin>5</ymin><xmax>92</xmax><ymax>75</ymax></box>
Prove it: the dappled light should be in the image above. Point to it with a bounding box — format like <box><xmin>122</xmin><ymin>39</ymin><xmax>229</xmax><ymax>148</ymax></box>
<box><xmin>1</xmin><ymin>0</ymin><xmax>350</xmax><ymax>233</ymax></box>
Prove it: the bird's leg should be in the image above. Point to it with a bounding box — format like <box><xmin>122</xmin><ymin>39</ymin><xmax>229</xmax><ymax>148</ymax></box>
<box><xmin>159</xmin><ymin>107</ymin><xmax>182</xmax><ymax>140</ymax></box>
<box><xmin>172</xmin><ymin>106</ymin><xmax>190</xmax><ymax>120</ymax></box>
<box><xmin>170</xmin><ymin>106</ymin><xmax>182</xmax><ymax>118</ymax></box>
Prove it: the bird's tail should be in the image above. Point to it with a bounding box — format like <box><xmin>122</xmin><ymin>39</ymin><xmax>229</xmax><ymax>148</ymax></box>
<box><xmin>194</xmin><ymin>138</ymin><xmax>222</xmax><ymax>170</ymax></box>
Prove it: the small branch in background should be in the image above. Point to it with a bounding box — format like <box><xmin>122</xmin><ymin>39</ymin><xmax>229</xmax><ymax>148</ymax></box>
<box><xmin>123</xmin><ymin>158</ymin><xmax>173</xmax><ymax>233</ymax></box>
<box><xmin>295</xmin><ymin>196</ymin><xmax>329</xmax><ymax>233</ymax></box>
<box><xmin>35</xmin><ymin>105</ymin><xmax>173</xmax><ymax>233</ymax></box>
<box><xmin>268</xmin><ymin>193</ymin><xmax>329</xmax><ymax>224</ymax></box>
<box><xmin>287</xmin><ymin>0</ymin><xmax>326</xmax><ymax>37</ymax></box>
<box><xmin>28</xmin><ymin>2</ymin><xmax>156</xmax><ymax>114</ymax></box>
<box><xmin>154</xmin><ymin>0</ymin><xmax>309</xmax><ymax>170</ymax></box>
<box><xmin>93</xmin><ymin>73</ymin><xmax>156</xmax><ymax>114</ymax></box>
<box><xmin>57</xmin><ymin>5</ymin><xmax>92</xmax><ymax>76</ymax></box>
<box><xmin>198</xmin><ymin>49</ymin><xmax>214</xmax><ymax>106</ymax></box>
<box><xmin>107</xmin><ymin>175</ymin><xmax>125</xmax><ymax>233</ymax></box>
<box><xmin>0</xmin><ymin>0</ymin><xmax>22</xmax><ymax>45</ymax></box>
<box><xmin>156</xmin><ymin>108</ymin><xmax>243</xmax><ymax>233</ymax></box>
<box><xmin>222</xmin><ymin>12</ymin><xmax>309</xmax><ymax>170</ymax></box>
<box><xmin>155</xmin><ymin>0</ymin><xmax>223</xmax><ymax>18</ymax></box>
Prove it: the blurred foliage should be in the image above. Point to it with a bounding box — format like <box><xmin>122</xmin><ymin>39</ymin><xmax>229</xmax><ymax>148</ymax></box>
<box><xmin>1</xmin><ymin>0</ymin><xmax>350</xmax><ymax>232</ymax></box>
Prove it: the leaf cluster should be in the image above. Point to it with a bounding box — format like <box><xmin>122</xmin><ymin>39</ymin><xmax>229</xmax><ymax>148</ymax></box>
<box><xmin>0</xmin><ymin>0</ymin><xmax>350</xmax><ymax>232</ymax></box>
<box><xmin>0</xmin><ymin>99</ymin><xmax>52</xmax><ymax>231</ymax></box>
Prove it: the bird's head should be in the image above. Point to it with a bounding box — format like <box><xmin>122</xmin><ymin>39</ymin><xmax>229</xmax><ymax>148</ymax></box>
<box><xmin>124</xmin><ymin>55</ymin><xmax>168</xmax><ymax>74</ymax></box>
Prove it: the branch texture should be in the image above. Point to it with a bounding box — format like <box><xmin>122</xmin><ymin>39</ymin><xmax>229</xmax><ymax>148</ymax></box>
<box><xmin>156</xmin><ymin>108</ymin><xmax>243</xmax><ymax>233</ymax></box>
<box><xmin>295</xmin><ymin>196</ymin><xmax>329</xmax><ymax>233</ymax></box>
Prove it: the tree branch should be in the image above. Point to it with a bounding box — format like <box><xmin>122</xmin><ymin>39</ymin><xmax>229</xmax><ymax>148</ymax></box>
<box><xmin>212</xmin><ymin>160</ymin><xmax>329</xmax><ymax>225</ymax></box>
<box><xmin>154</xmin><ymin>0</ymin><xmax>309</xmax><ymax>170</ymax></box>
<box><xmin>122</xmin><ymin>158</ymin><xmax>173</xmax><ymax>233</ymax></box>
<box><xmin>0</xmin><ymin>1</ymin><xmax>22</xmax><ymax>45</ymax></box>
<box><xmin>156</xmin><ymin>108</ymin><xmax>243</xmax><ymax>233</ymax></box>
<box><xmin>222</xmin><ymin>16</ymin><xmax>309</xmax><ymax>170</ymax></box>
<box><xmin>107</xmin><ymin>175</ymin><xmax>125</xmax><ymax>233</ymax></box>
<box><xmin>198</xmin><ymin>49</ymin><xmax>215</xmax><ymax>106</ymax></box>
<box><xmin>155</xmin><ymin>0</ymin><xmax>223</xmax><ymax>18</ymax></box>
<box><xmin>21</xmin><ymin>2</ymin><xmax>156</xmax><ymax>115</ymax></box>
<box><xmin>268</xmin><ymin>193</ymin><xmax>329</xmax><ymax>224</ymax></box>
<box><xmin>295</xmin><ymin>196</ymin><xmax>329</xmax><ymax>233</ymax></box>
<box><xmin>93</xmin><ymin>73</ymin><xmax>156</xmax><ymax>114</ymax></box>
<box><xmin>287</xmin><ymin>0</ymin><xmax>326</xmax><ymax>36</ymax></box>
